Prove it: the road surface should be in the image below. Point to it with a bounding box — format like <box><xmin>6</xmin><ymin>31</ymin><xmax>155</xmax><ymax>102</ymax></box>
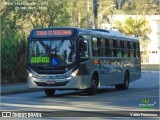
<box><xmin>1</xmin><ymin>72</ymin><xmax>159</xmax><ymax>119</ymax></box>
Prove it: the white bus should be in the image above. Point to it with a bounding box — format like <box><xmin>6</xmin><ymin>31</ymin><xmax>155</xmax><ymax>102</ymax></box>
<box><xmin>27</xmin><ymin>27</ymin><xmax>141</xmax><ymax>96</ymax></box>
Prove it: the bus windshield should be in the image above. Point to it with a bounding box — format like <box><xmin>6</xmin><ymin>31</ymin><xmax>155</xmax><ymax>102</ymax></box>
<box><xmin>29</xmin><ymin>39</ymin><xmax>76</xmax><ymax>66</ymax></box>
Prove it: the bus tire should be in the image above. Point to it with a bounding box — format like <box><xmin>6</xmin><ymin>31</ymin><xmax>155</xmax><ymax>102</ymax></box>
<box><xmin>115</xmin><ymin>72</ymin><xmax>129</xmax><ymax>90</ymax></box>
<box><xmin>44</xmin><ymin>89</ymin><xmax>55</xmax><ymax>96</ymax></box>
<box><xmin>87</xmin><ymin>74</ymin><xmax>98</xmax><ymax>95</ymax></box>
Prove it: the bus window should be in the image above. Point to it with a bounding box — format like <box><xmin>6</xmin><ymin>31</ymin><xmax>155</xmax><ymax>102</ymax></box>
<box><xmin>100</xmin><ymin>48</ymin><xmax>106</xmax><ymax>56</ymax></box>
<box><xmin>105</xmin><ymin>38</ymin><xmax>109</xmax><ymax>47</ymax></box>
<box><xmin>130</xmin><ymin>42</ymin><xmax>133</xmax><ymax>49</ymax></box>
<box><xmin>113</xmin><ymin>40</ymin><xmax>117</xmax><ymax>48</ymax></box>
<box><xmin>100</xmin><ymin>38</ymin><xmax>105</xmax><ymax>47</ymax></box>
<box><xmin>79</xmin><ymin>38</ymin><xmax>89</xmax><ymax>58</ymax></box>
<box><xmin>133</xmin><ymin>42</ymin><xmax>136</xmax><ymax>57</ymax></box>
<box><xmin>127</xmin><ymin>41</ymin><xmax>130</xmax><ymax>57</ymax></box>
<box><xmin>123</xmin><ymin>41</ymin><xmax>128</xmax><ymax>57</ymax></box>
<box><xmin>120</xmin><ymin>41</ymin><xmax>124</xmax><ymax>57</ymax></box>
<box><xmin>117</xmin><ymin>49</ymin><xmax>122</xmax><ymax>57</ymax></box>
<box><xmin>106</xmin><ymin>48</ymin><xmax>112</xmax><ymax>57</ymax></box>
<box><xmin>117</xmin><ymin>40</ymin><xmax>121</xmax><ymax>48</ymax></box>
<box><xmin>113</xmin><ymin>40</ymin><xmax>118</xmax><ymax>57</ymax></box>
<box><xmin>99</xmin><ymin>38</ymin><xmax>106</xmax><ymax>57</ymax></box>
<box><xmin>130</xmin><ymin>50</ymin><xmax>134</xmax><ymax>57</ymax></box>
<box><xmin>109</xmin><ymin>39</ymin><xmax>113</xmax><ymax>47</ymax></box>
<box><xmin>129</xmin><ymin>42</ymin><xmax>134</xmax><ymax>57</ymax></box>
<box><xmin>127</xmin><ymin>41</ymin><xmax>130</xmax><ymax>48</ymax></box>
<box><xmin>92</xmin><ymin>37</ymin><xmax>99</xmax><ymax>56</ymax></box>
<box><xmin>121</xmin><ymin>41</ymin><xmax>124</xmax><ymax>48</ymax></box>
<box><xmin>136</xmin><ymin>43</ymin><xmax>140</xmax><ymax>58</ymax></box>
<box><xmin>124</xmin><ymin>41</ymin><xmax>127</xmax><ymax>48</ymax></box>
<box><xmin>114</xmin><ymin>49</ymin><xmax>117</xmax><ymax>57</ymax></box>
<box><xmin>123</xmin><ymin>49</ymin><xmax>128</xmax><ymax>57</ymax></box>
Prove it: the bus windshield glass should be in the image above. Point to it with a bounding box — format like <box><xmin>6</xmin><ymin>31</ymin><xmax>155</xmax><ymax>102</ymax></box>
<box><xmin>29</xmin><ymin>39</ymin><xmax>76</xmax><ymax>66</ymax></box>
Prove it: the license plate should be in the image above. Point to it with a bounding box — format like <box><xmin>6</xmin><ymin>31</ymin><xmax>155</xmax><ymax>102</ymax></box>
<box><xmin>46</xmin><ymin>81</ymin><xmax>56</xmax><ymax>85</ymax></box>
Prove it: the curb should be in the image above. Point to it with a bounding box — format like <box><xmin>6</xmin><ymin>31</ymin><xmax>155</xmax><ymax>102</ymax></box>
<box><xmin>1</xmin><ymin>83</ymin><xmax>41</xmax><ymax>95</ymax></box>
<box><xmin>1</xmin><ymin>89</ymin><xmax>41</xmax><ymax>96</ymax></box>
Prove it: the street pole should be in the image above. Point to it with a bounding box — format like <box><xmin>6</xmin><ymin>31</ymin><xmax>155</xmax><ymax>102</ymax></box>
<box><xmin>93</xmin><ymin>0</ymin><xmax>98</xmax><ymax>29</ymax></box>
<box><xmin>87</xmin><ymin>0</ymin><xmax>89</xmax><ymax>29</ymax></box>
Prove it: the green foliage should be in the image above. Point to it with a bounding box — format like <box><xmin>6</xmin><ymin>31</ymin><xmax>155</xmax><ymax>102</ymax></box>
<box><xmin>115</xmin><ymin>17</ymin><xmax>151</xmax><ymax>37</ymax></box>
<box><xmin>122</xmin><ymin>0</ymin><xmax>160</xmax><ymax>15</ymax></box>
<box><xmin>114</xmin><ymin>17</ymin><xmax>152</xmax><ymax>63</ymax></box>
<box><xmin>1</xmin><ymin>36</ymin><xmax>27</xmax><ymax>83</ymax></box>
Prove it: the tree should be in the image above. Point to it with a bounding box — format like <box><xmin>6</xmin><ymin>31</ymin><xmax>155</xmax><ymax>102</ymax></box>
<box><xmin>26</xmin><ymin>0</ymin><xmax>72</xmax><ymax>28</ymax></box>
<box><xmin>115</xmin><ymin>17</ymin><xmax>151</xmax><ymax>63</ymax></box>
<box><xmin>0</xmin><ymin>0</ymin><xmax>89</xmax><ymax>84</ymax></box>
<box><xmin>69</xmin><ymin>0</ymin><xmax>89</xmax><ymax>28</ymax></box>
<box><xmin>122</xmin><ymin>0</ymin><xmax>160</xmax><ymax>15</ymax></box>
<box><xmin>113</xmin><ymin>0</ymin><xmax>128</xmax><ymax>9</ymax></box>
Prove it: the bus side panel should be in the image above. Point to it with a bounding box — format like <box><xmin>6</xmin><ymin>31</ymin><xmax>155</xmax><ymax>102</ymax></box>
<box><xmin>122</xmin><ymin>58</ymin><xmax>141</xmax><ymax>83</ymax></box>
<box><xmin>99</xmin><ymin>58</ymin><xmax>122</xmax><ymax>86</ymax></box>
<box><xmin>116</xmin><ymin>58</ymin><xmax>125</xmax><ymax>84</ymax></box>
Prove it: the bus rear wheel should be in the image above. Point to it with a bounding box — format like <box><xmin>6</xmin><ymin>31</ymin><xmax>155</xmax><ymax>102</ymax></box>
<box><xmin>44</xmin><ymin>89</ymin><xmax>55</xmax><ymax>96</ymax></box>
<box><xmin>87</xmin><ymin>74</ymin><xmax>98</xmax><ymax>95</ymax></box>
<box><xmin>115</xmin><ymin>72</ymin><xmax>129</xmax><ymax>90</ymax></box>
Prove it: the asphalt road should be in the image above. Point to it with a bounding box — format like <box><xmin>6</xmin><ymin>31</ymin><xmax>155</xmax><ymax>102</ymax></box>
<box><xmin>1</xmin><ymin>72</ymin><xmax>159</xmax><ymax>119</ymax></box>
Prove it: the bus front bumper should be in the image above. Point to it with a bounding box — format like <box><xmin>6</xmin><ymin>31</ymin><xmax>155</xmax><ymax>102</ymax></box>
<box><xmin>27</xmin><ymin>75</ymin><xmax>90</xmax><ymax>90</ymax></box>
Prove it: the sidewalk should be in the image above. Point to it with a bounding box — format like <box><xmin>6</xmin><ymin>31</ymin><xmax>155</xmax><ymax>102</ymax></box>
<box><xmin>1</xmin><ymin>83</ymin><xmax>40</xmax><ymax>95</ymax></box>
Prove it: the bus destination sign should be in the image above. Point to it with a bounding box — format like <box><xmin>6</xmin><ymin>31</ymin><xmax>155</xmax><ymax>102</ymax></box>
<box><xmin>32</xmin><ymin>30</ymin><xmax>73</xmax><ymax>38</ymax></box>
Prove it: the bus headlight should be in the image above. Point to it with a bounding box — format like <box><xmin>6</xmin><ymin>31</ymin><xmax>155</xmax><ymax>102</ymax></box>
<box><xmin>71</xmin><ymin>69</ymin><xmax>79</xmax><ymax>77</ymax></box>
<box><xmin>28</xmin><ymin>73</ymin><xmax>33</xmax><ymax>77</ymax></box>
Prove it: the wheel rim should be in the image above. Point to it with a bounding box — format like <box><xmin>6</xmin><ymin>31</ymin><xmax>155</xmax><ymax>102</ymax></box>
<box><xmin>92</xmin><ymin>79</ymin><xmax>98</xmax><ymax>88</ymax></box>
<box><xmin>125</xmin><ymin>74</ymin><xmax>129</xmax><ymax>87</ymax></box>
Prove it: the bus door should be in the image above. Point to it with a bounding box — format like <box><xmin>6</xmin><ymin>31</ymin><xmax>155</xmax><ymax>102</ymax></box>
<box><xmin>78</xmin><ymin>35</ymin><xmax>92</xmax><ymax>87</ymax></box>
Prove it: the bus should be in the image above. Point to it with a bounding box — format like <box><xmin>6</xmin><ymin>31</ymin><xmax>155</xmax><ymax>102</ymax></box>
<box><xmin>27</xmin><ymin>27</ymin><xmax>141</xmax><ymax>96</ymax></box>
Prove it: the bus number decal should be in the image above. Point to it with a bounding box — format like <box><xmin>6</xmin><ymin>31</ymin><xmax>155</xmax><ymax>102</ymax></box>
<box><xmin>36</xmin><ymin>31</ymin><xmax>47</xmax><ymax>36</ymax></box>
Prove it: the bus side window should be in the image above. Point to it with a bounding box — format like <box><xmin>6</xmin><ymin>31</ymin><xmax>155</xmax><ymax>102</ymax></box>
<box><xmin>92</xmin><ymin>37</ymin><xmax>99</xmax><ymax>56</ymax></box>
<box><xmin>121</xmin><ymin>41</ymin><xmax>124</xmax><ymax>57</ymax></box>
<box><xmin>117</xmin><ymin>40</ymin><xmax>122</xmax><ymax>57</ymax></box>
<box><xmin>106</xmin><ymin>38</ymin><xmax>110</xmax><ymax>57</ymax></box>
<box><xmin>123</xmin><ymin>41</ymin><xmax>128</xmax><ymax>57</ymax></box>
<box><xmin>127</xmin><ymin>41</ymin><xmax>130</xmax><ymax>57</ymax></box>
<box><xmin>133</xmin><ymin>42</ymin><xmax>136</xmax><ymax>57</ymax></box>
<box><xmin>136</xmin><ymin>43</ymin><xmax>140</xmax><ymax>58</ymax></box>
<box><xmin>113</xmin><ymin>40</ymin><xmax>117</xmax><ymax>57</ymax></box>
<box><xmin>130</xmin><ymin>42</ymin><xmax>134</xmax><ymax>57</ymax></box>
<box><xmin>79</xmin><ymin>37</ymin><xmax>89</xmax><ymax>58</ymax></box>
<box><xmin>99</xmin><ymin>38</ymin><xmax>106</xmax><ymax>57</ymax></box>
<box><xmin>109</xmin><ymin>39</ymin><xmax>114</xmax><ymax>57</ymax></box>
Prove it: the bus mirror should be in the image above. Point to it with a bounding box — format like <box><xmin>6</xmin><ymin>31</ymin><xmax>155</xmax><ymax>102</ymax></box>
<box><xmin>79</xmin><ymin>40</ymin><xmax>87</xmax><ymax>51</ymax></box>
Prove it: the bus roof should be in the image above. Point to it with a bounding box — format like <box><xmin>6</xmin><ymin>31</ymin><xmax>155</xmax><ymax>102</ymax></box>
<box><xmin>79</xmin><ymin>29</ymin><xmax>139</xmax><ymax>42</ymax></box>
<box><xmin>30</xmin><ymin>27</ymin><xmax>139</xmax><ymax>41</ymax></box>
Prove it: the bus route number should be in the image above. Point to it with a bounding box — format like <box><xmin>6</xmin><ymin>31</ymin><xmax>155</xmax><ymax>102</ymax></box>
<box><xmin>35</xmin><ymin>30</ymin><xmax>72</xmax><ymax>37</ymax></box>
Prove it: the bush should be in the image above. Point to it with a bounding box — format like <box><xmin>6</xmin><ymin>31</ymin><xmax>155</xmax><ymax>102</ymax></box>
<box><xmin>1</xmin><ymin>36</ymin><xmax>27</xmax><ymax>84</ymax></box>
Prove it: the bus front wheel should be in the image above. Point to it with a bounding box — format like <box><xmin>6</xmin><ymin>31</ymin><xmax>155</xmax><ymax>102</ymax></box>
<box><xmin>44</xmin><ymin>89</ymin><xmax>55</xmax><ymax>96</ymax></box>
<box><xmin>87</xmin><ymin>74</ymin><xmax>98</xmax><ymax>95</ymax></box>
<box><xmin>115</xmin><ymin>72</ymin><xmax>130</xmax><ymax>90</ymax></box>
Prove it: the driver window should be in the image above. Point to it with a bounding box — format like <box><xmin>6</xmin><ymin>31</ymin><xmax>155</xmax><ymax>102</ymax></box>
<box><xmin>79</xmin><ymin>37</ymin><xmax>89</xmax><ymax>58</ymax></box>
